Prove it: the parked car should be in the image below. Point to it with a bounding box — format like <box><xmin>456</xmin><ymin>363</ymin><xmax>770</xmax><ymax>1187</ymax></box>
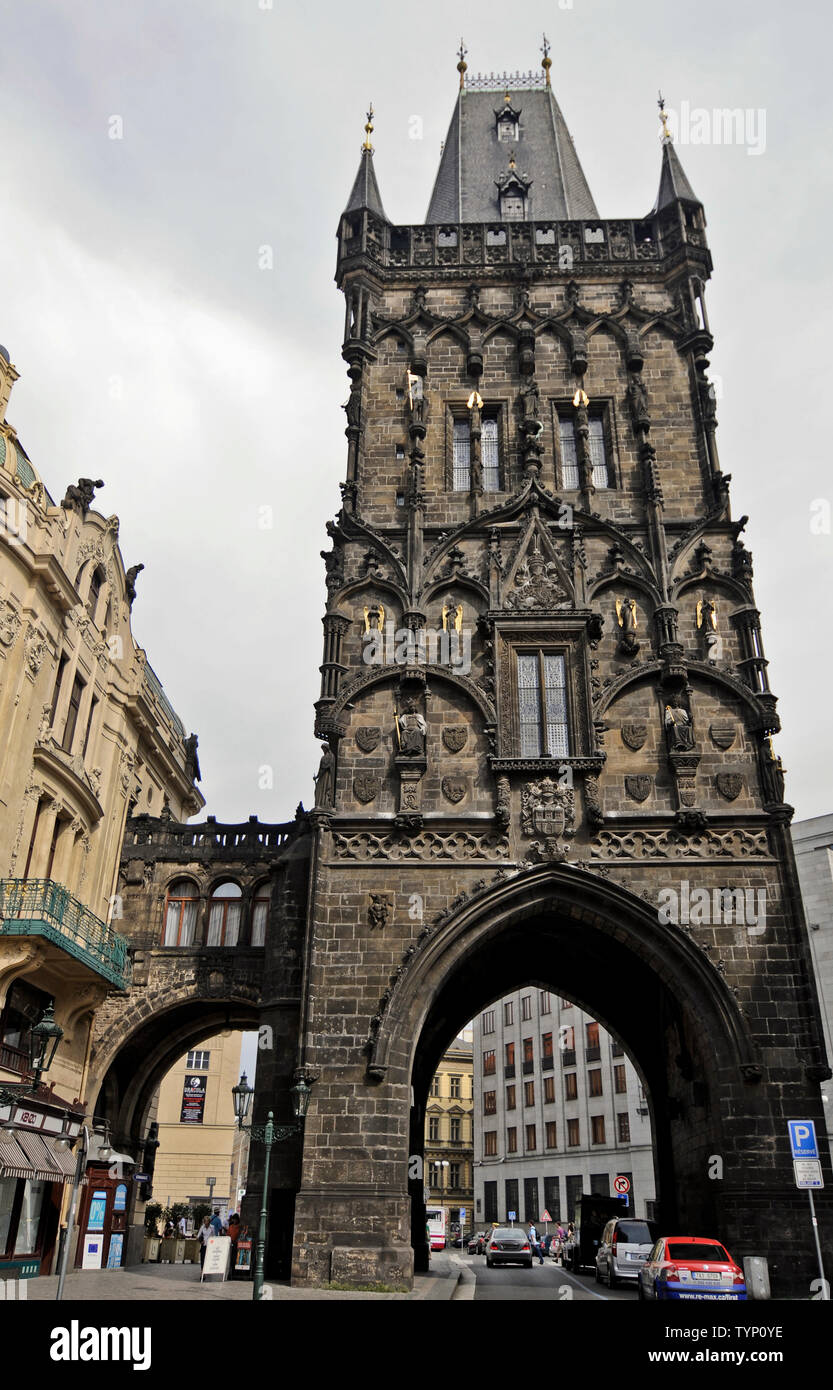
<box><xmin>485</xmin><ymin>1228</ymin><xmax>533</xmax><ymax>1269</ymax></box>
<box><xmin>595</xmin><ymin>1217</ymin><xmax>660</xmax><ymax>1287</ymax></box>
<box><xmin>638</xmin><ymin>1236</ymin><xmax>747</xmax><ymax>1301</ymax></box>
<box><xmin>467</xmin><ymin>1232</ymin><xmax>487</xmax><ymax>1255</ymax></box>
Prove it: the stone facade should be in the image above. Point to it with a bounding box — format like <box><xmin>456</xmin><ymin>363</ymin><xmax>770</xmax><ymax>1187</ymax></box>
<box><xmin>287</xmin><ymin>73</ymin><xmax>830</xmax><ymax>1296</ymax></box>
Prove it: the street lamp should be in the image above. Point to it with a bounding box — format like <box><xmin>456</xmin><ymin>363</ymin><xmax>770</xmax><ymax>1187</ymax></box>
<box><xmin>231</xmin><ymin>1072</ymin><xmax>312</xmax><ymax>1301</ymax></box>
<box><xmin>0</xmin><ymin>1000</ymin><xmax>64</xmax><ymax>1106</ymax></box>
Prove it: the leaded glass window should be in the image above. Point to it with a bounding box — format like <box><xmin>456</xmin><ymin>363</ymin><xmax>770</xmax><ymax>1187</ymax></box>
<box><xmin>482</xmin><ymin>417</ymin><xmax>499</xmax><ymax>491</ymax></box>
<box><xmin>517</xmin><ymin>652</ymin><xmax>569</xmax><ymax>757</ymax></box>
<box><xmin>558</xmin><ymin>415</ymin><xmax>611</xmax><ymax>489</ymax></box>
<box><xmin>453</xmin><ymin>419</ymin><xmax>470</xmax><ymax>490</ymax></box>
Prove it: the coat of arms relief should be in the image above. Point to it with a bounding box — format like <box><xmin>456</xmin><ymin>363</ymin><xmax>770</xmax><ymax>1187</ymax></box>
<box><xmin>520</xmin><ymin>777</ymin><xmax>576</xmax><ymax>862</ymax></box>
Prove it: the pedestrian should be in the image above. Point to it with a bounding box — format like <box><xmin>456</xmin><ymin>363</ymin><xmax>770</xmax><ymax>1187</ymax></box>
<box><xmin>177</xmin><ymin>1214</ymin><xmax>187</xmax><ymax>1236</ymax></box>
<box><xmin>210</xmin><ymin>1208</ymin><xmax>224</xmax><ymax>1236</ymax></box>
<box><xmin>528</xmin><ymin>1222</ymin><xmax>543</xmax><ymax>1265</ymax></box>
<box><xmin>197</xmin><ymin>1214</ymin><xmax>212</xmax><ymax>1268</ymax></box>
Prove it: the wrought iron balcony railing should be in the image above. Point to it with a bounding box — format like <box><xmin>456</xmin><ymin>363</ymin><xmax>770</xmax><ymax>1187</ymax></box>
<box><xmin>0</xmin><ymin>879</ymin><xmax>131</xmax><ymax>990</ymax></box>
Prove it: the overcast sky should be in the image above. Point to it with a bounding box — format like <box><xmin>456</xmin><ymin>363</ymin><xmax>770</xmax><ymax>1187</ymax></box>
<box><xmin>2</xmin><ymin>0</ymin><xmax>831</xmax><ymax>823</ymax></box>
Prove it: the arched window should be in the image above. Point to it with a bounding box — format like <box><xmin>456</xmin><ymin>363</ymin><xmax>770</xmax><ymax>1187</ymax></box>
<box><xmin>251</xmin><ymin>883</ymin><xmax>270</xmax><ymax>947</ymax></box>
<box><xmin>163</xmin><ymin>879</ymin><xmax>199</xmax><ymax>946</ymax></box>
<box><xmin>87</xmin><ymin>566</ymin><xmax>106</xmax><ymax>623</ymax></box>
<box><xmin>207</xmin><ymin>881</ymin><xmax>242</xmax><ymax>947</ymax></box>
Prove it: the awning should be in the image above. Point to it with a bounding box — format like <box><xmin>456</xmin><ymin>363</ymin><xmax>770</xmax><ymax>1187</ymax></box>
<box><xmin>0</xmin><ymin>1130</ymin><xmax>79</xmax><ymax>1184</ymax></box>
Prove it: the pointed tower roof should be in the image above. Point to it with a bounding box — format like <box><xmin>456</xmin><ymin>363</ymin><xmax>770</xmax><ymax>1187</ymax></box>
<box><xmin>342</xmin><ymin>106</ymin><xmax>388</xmax><ymax>221</ymax></box>
<box><xmin>426</xmin><ymin>64</ymin><xmax>598</xmax><ymax>223</ymax></box>
<box><xmin>649</xmin><ymin>95</ymin><xmax>701</xmax><ymax>215</ymax></box>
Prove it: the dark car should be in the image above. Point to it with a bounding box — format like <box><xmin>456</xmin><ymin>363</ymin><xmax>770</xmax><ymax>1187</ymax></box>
<box><xmin>485</xmin><ymin>1228</ymin><xmax>533</xmax><ymax>1269</ymax></box>
<box><xmin>467</xmin><ymin>1232</ymin><xmax>487</xmax><ymax>1255</ymax></box>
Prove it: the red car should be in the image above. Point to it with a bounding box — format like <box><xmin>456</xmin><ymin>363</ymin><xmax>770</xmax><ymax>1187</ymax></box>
<box><xmin>638</xmin><ymin>1236</ymin><xmax>747</xmax><ymax>1300</ymax></box>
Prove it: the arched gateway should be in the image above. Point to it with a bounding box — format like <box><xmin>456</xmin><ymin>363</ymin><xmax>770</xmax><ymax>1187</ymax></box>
<box><xmin>98</xmin><ymin>61</ymin><xmax>829</xmax><ymax>1296</ymax></box>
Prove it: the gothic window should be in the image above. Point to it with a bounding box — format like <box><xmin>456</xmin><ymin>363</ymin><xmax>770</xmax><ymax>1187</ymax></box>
<box><xmin>557</xmin><ymin>412</ymin><xmax>613</xmax><ymax>489</ymax></box>
<box><xmin>516</xmin><ymin>651</ymin><xmax>570</xmax><ymax>758</ymax></box>
<box><xmin>206</xmin><ymin>881</ymin><xmax>242</xmax><ymax>947</ymax></box>
<box><xmin>163</xmin><ymin>880</ymin><xmax>199</xmax><ymax>947</ymax></box>
<box><xmin>452</xmin><ymin>412</ymin><xmax>501</xmax><ymax>491</ymax></box>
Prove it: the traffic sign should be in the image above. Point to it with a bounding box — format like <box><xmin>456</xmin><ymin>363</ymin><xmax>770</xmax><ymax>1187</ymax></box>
<box><xmin>613</xmin><ymin>1175</ymin><xmax>631</xmax><ymax>1195</ymax></box>
<box><xmin>508</xmin><ymin>1210</ymin><xmax>516</xmax><ymax>1221</ymax></box>
<box><xmin>459</xmin><ymin>1208</ymin><xmax>466</xmax><ymax>1222</ymax></box>
<box><xmin>794</xmin><ymin>1160</ymin><xmax>824</xmax><ymax>1190</ymax></box>
<box><xmin>788</xmin><ymin>1121</ymin><xmax>819</xmax><ymax>1160</ymax></box>
<box><xmin>541</xmin><ymin>1209</ymin><xmax>552</xmax><ymax>1223</ymax></box>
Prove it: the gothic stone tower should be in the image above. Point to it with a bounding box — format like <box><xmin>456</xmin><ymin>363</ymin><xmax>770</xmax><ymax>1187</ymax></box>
<box><xmin>291</xmin><ymin>61</ymin><xmax>831</xmax><ymax>1293</ymax></box>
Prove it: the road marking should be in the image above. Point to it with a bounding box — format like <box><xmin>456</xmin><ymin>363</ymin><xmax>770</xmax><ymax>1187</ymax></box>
<box><xmin>555</xmin><ymin>1265</ymin><xmax>609</xmax><ymax>1302</ymax></box>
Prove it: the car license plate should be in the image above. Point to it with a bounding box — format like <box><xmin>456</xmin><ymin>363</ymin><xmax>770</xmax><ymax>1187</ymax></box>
<box><xmin>627</xmin><ymin>1252</ymin><xmax>644</xmax><ymax>1261</ymax></box>
<box><xmin>692</xmin><ymin>1271</ymin><xmax>715</xmax><ymax>1280</ymax></box>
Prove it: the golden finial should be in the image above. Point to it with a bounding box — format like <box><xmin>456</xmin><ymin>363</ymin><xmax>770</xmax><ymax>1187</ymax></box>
<box><xmin>541</xmin><ymin>34</ymin><xmax>552</xmax><ymax>87</ymax></box>
<box><xmin>504</xmin><ymin>88</ymin><xmax>511</xmax><ymax>104</ymax></box>
<box><xmin>657</xmin><ymin>90</ymin><xmax>672</xmax><ymax>142</ymax></box>
<box><xmin>457</xmin><ymin>38</ymin><xmax>468</xmax><ymax>90</ymax></box>
<box><xmin>573</xmin><ymin>388</ymin><xmax>589</xmax><ymax>407</ymax></box>
<box><xmin>363</xmin><ymin>103</ymin><xmax>374</xmax><ymax>152</ymax></box>
<box><xmin>508</xmin><ymin>150</ymin><xmax>517</xmax><ymax>171</ymax></box>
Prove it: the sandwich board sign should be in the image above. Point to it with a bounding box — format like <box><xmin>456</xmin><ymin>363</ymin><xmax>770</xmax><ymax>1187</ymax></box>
<box><xmin>201</xmin><ymin>1236</ymin><xmax>231</xmax><ymax>1282</ymax></box>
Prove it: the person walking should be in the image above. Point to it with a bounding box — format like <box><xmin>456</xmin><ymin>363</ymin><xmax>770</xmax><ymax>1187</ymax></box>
<box><xmin>197</xmin><ymin>1215</ymin><xmax>212</xmax><ymax>1268</ymax></box>
<box><xmin>210</xmin><ymin>1208</ymin><xmax>224</xmax><ymax>1236</ymax></box>
<box><xmin>528</xmin><ymin>1222</ymin><xmax>544</xmax><ymax>1265</ymax></box>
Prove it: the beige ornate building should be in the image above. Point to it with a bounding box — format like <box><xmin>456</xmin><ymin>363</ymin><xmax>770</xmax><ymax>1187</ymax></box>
<box><xmin>0</xmin><ymin>343</ymin><xmax>202</xmax><ymax>1277</ymax></box>
<box><xmin>152</xmin><ymin>1033</ymin><xmax>244</xmax><ymax>1213</ymax></box>
<box><xmin>424</xmin><ymin>1032</ymin><xmax>474</xmax><ymax>1236</ymax></box>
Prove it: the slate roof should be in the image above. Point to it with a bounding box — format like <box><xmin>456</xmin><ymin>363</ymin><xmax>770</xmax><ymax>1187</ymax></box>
<box><xmin>649</xmin><ymin>138</ymin><xmax>700</xmax><ymax>215</ymax></box>
<box><xmin>343</xmin><ymin>147</ymin><xmax>388</xmax><ymax>221</ymax></box>
<box><xmin>426</xmin><ymin>87</ymin><xmax>598</xmax><ymax>224</ymax></box>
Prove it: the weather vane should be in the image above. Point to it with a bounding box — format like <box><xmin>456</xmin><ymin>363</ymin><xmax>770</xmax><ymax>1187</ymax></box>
<box><xmin>363</xmin><ymin>103</ymin><xmax>374</xmax><ymax>152</ymax></box>
<box><xmin>657</xmin><ymin>91</ymin><xmax>672</xmax><ymax>142</ymax></box>
<box><xmin>541</xmin><ymin>34</ymin><xmax>552</xmax><ymax>86</ymax></box>
<box><xmin>457</xmin><ymin>37</ymin><xmax>468</xmax><ymax>90</ymax></box>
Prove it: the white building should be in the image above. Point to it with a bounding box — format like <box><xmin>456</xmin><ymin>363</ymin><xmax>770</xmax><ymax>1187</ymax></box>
<box><xmin>791</xmin><ymin>813</ymin><xmax>833</xmax><ymax>1157</ymax></box>
<box><xmin>471</xmin><ymin>989</ymin><xmax>656</xmax><ymax>1228</ymax></box>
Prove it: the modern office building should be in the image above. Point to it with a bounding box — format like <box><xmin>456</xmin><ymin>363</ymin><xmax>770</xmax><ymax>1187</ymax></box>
<box><xmin>472</xmin><ymin>989</ymin><xmax>655</xmax><ymax>1227</ymax></box>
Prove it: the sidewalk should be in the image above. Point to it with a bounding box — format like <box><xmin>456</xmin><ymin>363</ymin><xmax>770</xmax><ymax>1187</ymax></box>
<box><xmin>24</xmin><ymin>1255</ymin><xmax>461</xmax><ymax>1302</ymax></box>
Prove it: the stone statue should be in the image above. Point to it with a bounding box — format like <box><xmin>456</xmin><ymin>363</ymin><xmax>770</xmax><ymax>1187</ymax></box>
<box><xmin>627</xmin><ymin>373</ymin><xmax>650</xmax><ymax>429</ymax></box>
<box><xmin>520</xmin><ymin>379</ymin><xmax>541</xmax><ymax>422</ymax></box>
<box><xmin>407</xmin><ymin>372</ymin><xmax>426</xmax><ymax>425</ymax></box>
<box><xmin>314</xmin><ymin>743</ymin><xmax>335</xmax><ymax>807</ymax></box>
<box><xmin>184</xmin><ymin>732</ymin><xmax>201</xmax><ymax>782</ymax></box>
<box><xmin>344</xmin><ymin>385</ymin><xmax>362</xmax><ymax>429</ymax></box>
<box><xmin>665</xmin><ymin>704</ymin><xmax>694</xmax><ymax>751</ymax></box>
<box><xmin>396</xmin><ymin>700</ymin><xmax>427</xmax><ymax>757</ymax></box>
<box><xmin>61</xmin><ymin>478</ymin><xmax>104</xmax><ymax>513</ymax></box>
<box><xmin>125</xmin><ymin>563</ymin><xmax>144</xmax><ymax>607</ymax></box>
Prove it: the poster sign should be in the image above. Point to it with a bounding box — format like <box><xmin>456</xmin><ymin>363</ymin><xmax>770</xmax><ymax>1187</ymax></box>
<box><xmin>235</xmin><ymin>1238</ymin><xmax>252</xmax><ymax>1273</ymax></box>
<box><xmin>82</xmin><ymin>1235</ymin><xmax>103</xmax><ymax>1270</ymax></box>
<box><xmin>201</xmin><ymin>1236</ymin><xmax>232</xmax><ymax>1282</ymax></box>
<box><xmin>180</xmin><ymin>1074</ymin><xmax>207</xmax><ymax>1124</ymax></box>
<box><xmin>113</xmin><ymin>1184</ymin><xmax>127</xmax><ymax>1213</ymax></box>
<box><xmin>87</xmin><ymin>1190</ymin><xmax>108</xmax><ymax>1233</ymax></box>
<box><xmin>107</xmin><ymin>1233</ymin><xmax>124</xmax><ymax>1269</ymax></box>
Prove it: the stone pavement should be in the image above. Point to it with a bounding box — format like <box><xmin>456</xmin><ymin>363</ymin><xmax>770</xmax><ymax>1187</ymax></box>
<box><xmin>25</xmin><ymin>1254</ymin><xmax>461</xmax><ymax>1301</ymax></box>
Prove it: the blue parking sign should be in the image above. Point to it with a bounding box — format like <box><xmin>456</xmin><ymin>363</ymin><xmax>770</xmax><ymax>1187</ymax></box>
<box><xmin>788</xmin><ymin>1120</ymin><xmax>819</xmax><ymax>1160</ymax></box>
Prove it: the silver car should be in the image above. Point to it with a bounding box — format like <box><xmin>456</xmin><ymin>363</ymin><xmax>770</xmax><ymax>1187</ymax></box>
<box><xmin>485</xmin><ymin>1227</ymin><xmax>533</xmax><ymax>1269</ymax></box>
<box><xmin>595</xmin><ymin>1217</ymin><xmax>660</xmax><ymax>1287</ymax></box>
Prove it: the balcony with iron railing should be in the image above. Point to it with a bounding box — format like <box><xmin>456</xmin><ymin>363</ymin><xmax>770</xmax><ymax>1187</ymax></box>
<box><xmin>0</xmin><ymin>879</ymin><xmax>131</xmax><ymax>990</ymax></box>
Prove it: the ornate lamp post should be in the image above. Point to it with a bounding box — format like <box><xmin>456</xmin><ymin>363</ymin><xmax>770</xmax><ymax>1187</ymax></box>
<box><xmin>0</xmin><ymin>1000</ymin><xmax>63</xmax><ymax>1107</ymax></box>
<box><xmin>232</xmin><ymin>1072</ymin><xmax>311</xmax><ymax>1301</ymax></box>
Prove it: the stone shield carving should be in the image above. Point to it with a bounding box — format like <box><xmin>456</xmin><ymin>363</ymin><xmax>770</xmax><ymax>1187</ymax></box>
<box><xmin>355</xmin><ymin>726</ymin><xmax>381</xmax><ymax>753</ymax></box>
<box><xmin>715</xmin><ymin>773</ymin><xmax>744</xmax><ymax>801</ymax></box>
<box><xmin>625</xmin><ymin>775</ymin><xmax>653</xmax><ymax>803</ymax></box>
<box><xmin>710</xmin><ymin>722</ymin><xmax>736</xmax><ymax>750</ymax></box>
<box><xmin>354</xmin><ymin>773</ymin><xmax>380</xmax><ymax>804</ymax></box>
<box><xmin>442</xmin><ymin>726</ymin><xmax>468</xmax><ymax>753</ymax></box>
<box><xmin>621</xmin><ymin>722</ymin><xmax>647</xmax><ymax>751</ymax></box>
<box><xmin>441</xmin><ymin>777</ymin><xmax>466</xmax><ymax>804</ymax></box>
<box><xmin>520</xmin><ymin>778</ymin><xmax>576</xmax><ymax>861</ymax></box>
